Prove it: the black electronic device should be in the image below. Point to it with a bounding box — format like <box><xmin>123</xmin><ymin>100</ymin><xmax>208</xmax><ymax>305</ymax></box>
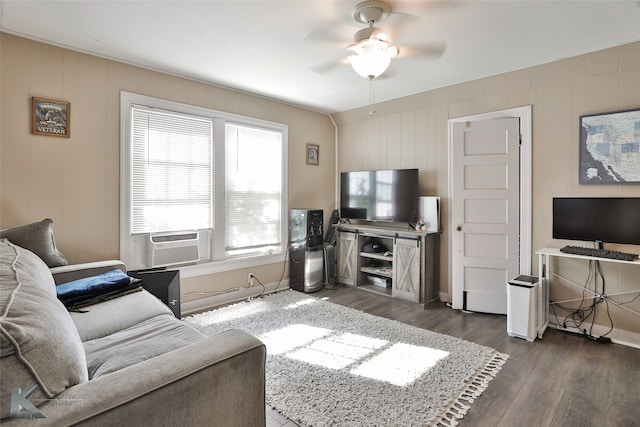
<box><xmin>128</xmin><ymin>268</ymin><xmax>181</xmax><ymax>318</ymax></box>
<box><xmin>560</xmin><ymin>245</ymin><xmax>638</xmax><ymax>261</ymax></box>
<box><xmin>340</xmin><ymin>168</ymin><xmax>419</xmax><ymax>223</ymax></box>
<box><xmin>324</xmin><ymin>209</ymin><xmax>340</xmax><ymax>244</ymax></box>
<box><xmin>553</xmin><ymin>197</ymin><xmax>640</xmax><ymax>246</ymax></box>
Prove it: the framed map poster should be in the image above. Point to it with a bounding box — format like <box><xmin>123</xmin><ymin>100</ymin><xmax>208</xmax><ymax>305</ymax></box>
<box><xmin>579</xmin><ymin>108</ymin><xmax>640</xmax><ymax>184</ymax></box>
<box><xmin>32</xmin><ymin>97</ymin><xmax>70</xmax><ymax>138</ymax></box>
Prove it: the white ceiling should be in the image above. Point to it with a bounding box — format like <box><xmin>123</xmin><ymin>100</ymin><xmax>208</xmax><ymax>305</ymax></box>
<box><xmin>2</xmin><ymin>1</ymin><xmax>640</xmax><ymax>114</ymax></box>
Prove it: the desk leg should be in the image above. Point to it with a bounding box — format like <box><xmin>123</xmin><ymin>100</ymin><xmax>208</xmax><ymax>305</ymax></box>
<box><xmin>537</xmin><ymin>253</ymin><xmax>549</xmax><ymax>339</ymax></box>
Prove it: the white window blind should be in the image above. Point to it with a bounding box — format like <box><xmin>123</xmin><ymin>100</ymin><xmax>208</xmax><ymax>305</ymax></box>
<box><xmin>225</xmin><ymin>123</ymin><xmax>282</xmax><ymax>254</ymax></box>
<box><xmin>131</xmin><ymin>106</ymin><xmax>213</xmax><ymax>234</ymax></box>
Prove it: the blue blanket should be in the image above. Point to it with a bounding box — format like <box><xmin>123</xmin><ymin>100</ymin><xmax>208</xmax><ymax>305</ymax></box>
<box><xmin>56</xmin><ymin>269</ymin><xmax>141</xmax><ymax>307</ymax></box>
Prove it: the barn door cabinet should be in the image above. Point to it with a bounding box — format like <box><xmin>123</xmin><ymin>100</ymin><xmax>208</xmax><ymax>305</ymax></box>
<box><xmin>336</xmin><ymin>224</ymin><xmax>440</xmax><ymax>306</ymax></box>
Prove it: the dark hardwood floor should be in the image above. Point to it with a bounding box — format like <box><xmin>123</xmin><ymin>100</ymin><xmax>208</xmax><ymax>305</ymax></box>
<box><xmin>309</xmin><ymin>286</ymin><xmax>640</xmax><ymax>427</ymax></box>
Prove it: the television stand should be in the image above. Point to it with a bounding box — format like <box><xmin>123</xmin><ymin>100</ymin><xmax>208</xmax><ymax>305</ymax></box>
<box><xmin>336</xmin><ymin>223</ymin><xmax>440</xmax><ymax>306</ymax></box>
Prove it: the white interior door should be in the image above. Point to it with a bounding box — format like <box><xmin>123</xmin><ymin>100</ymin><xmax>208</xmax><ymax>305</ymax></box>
<box><xmin>451</xmin><ymin>117</ymin><xmax>520</xmax><ymax>314</ymax></box>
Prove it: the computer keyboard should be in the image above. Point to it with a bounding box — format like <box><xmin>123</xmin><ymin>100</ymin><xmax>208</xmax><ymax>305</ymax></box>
<box><xmin>560</xmin><ymin>245</ymin><xmax>639</xmax><ymax>261</ymax></box>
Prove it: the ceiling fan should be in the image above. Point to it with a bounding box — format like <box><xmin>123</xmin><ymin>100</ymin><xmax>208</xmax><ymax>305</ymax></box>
<box><xmin>347</xmin><ymin>0</ymin><xmax>398</xmax><ymax>80</ymax></box>
<box><xmin>312</xmin><ymin>0</ymin><xmax>446</xmax><ymax>80</ymax></box>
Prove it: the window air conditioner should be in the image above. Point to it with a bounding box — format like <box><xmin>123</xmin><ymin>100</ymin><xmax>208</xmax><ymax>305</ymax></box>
<box><xmin>149</xmin><ymin>232</ymin><xmax>200</xmax><ymax>267</ymax></box>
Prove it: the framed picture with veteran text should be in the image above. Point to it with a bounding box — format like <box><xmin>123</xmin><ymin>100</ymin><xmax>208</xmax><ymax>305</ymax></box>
<box><xmin>32</xmin><ymin>97</ymin><xmax>71</xmax><ymax>138</ymax></box>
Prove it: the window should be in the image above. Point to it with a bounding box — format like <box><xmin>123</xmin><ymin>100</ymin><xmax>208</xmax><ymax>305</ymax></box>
<box><xmin>120</xmin><ymin>92</ymin><xmax>288</xmax><ymax>271</ymax></box>
<box><xmin>225</xmin><ymin>123</ymin><xmax>283</xmax><ymax>256</ymax></box>
<box><xmin>131</xmin><ymin>106</ymin><xmax>213</xmax><ymax>234</ymax></box>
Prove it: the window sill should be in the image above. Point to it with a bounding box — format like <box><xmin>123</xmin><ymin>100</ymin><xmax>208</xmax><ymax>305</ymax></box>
<box><xmin>177</xmin><ymin>251</ymin><xmax>287</xmax><ymax>279</ymax></box>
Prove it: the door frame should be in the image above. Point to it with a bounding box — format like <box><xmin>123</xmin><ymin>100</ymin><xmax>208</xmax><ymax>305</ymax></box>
<box><xmin>447</xmin><ymin>106</ymin><xmax>532</xmax><ymax>309</ymax></box>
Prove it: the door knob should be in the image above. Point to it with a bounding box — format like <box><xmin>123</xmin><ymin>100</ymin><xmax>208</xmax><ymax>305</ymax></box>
<box><xmin>456</xmin><ymin>225</ymin><xmax>462</xmax><ymax>231</ymax></box>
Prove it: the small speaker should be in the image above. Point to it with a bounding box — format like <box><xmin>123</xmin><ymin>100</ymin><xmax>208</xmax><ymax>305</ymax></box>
<box><xmin>418</xmin><ymin>196</ymin><xmax>440</xmax><ymax>232</ymax></box>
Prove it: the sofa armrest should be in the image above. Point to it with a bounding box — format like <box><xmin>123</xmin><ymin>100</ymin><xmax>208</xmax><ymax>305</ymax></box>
<box><xmin>6</xmin><ymin>329</ymin><xmax>266</xmax><ymax>426</ymax></box>
<box><xmin>50</xmin><ymin>260</ymin><xmax>126</xmax><ymax>285</ymax></box>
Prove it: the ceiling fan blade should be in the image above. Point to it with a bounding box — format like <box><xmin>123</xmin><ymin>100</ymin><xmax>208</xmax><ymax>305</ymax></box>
<box><xmin>388</xmin><ymin>0</ymin><xmax>457</xmax><ymax>15</ymax></box>
<box><xmin>304</xmin><ymin>27</ymin><xmax>346</xmax><ymax>44</ymax></box>
<box><xmin>397</xmin><ymin>42</ymin><xmax>447</xmax><ymax>60</ymax></box>
<box><xmin>312</xmin><ymin>57</ymin><xmax>349</xmax><ymax>75</ymax></box>
<box><xmin>385</xmin><ymin>10</ymin><xmax>420</xmax><ymax>27</ymax></box>
<box><xmin>386</xmin><ymin>1</ymin><xmax>458</xmax><ymax>46</ymax></box>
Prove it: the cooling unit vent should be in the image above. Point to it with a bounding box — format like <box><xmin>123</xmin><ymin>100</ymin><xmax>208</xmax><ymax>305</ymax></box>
<box><xmin>149</xmin><ymin>232</ymin><xmax>200</xmax><ymax>267</ymax></box>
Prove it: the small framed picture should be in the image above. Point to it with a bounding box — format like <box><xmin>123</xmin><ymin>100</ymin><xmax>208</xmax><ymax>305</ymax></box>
<box><xmin>32</xmin><ymin>97</ymin><xmax>71</xmax><ymax>138</ymax></box>
<box><xmin>306</xmin><ymin>143</ymin><xmax>319</xmax><ymax>165</ymax></box>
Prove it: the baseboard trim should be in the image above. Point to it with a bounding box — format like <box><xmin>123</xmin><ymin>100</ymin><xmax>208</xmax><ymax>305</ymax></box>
<box><xmin>439</xmin><ymin>291</ymin><xmax>449</xmax><ymax>304</ymax></box>
<box><xmin>181</xmin><ymin>279</ymin><xmax>290</xmax><ymax>317</ymax></box>
<box><xmin>548</xmin><ymin>321</ymin><xmax>640</xmax><ymax>350</ymax></box>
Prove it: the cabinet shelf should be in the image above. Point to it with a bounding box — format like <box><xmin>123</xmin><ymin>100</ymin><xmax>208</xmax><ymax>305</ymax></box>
<box><xmin>359</xmin><ymin>252</ymin><xmax>392</xmax><ymax>261</ymax></box>
<box><xmin>360</xmin><ymin>266</ymin><xmax>393</xmax><ymax>278</ymax></box>
<box><xmin>358</xmin><ymin>283</ymin><xmax>393</xmax><ymax>297</ymax></box>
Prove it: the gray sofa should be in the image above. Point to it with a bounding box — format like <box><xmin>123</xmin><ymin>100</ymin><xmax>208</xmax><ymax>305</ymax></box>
<box><xmin>0</xmin><ymin>221</ymin><xmax>266</xmax><ymax>426</ymax></box>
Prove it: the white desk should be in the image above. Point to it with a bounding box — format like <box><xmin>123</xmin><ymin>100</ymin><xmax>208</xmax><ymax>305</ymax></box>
<box><xmin>535</xmin><ymin>247</ymin><xmax>640</xmax><ymax>339</ymax></box>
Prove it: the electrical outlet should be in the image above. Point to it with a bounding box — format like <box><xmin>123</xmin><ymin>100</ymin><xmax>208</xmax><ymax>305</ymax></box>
<box><xmin>248</xmin><ymin>273</ymin><xmax>254</xmax><ymax>287</ymax></box>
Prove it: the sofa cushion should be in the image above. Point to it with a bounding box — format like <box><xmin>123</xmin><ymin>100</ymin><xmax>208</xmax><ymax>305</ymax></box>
<box><xmin>83</xmin><ymin>315</ymin><xmax>205</xmax><ymax>379</ymax></box>
<box><xmin>56</xmin><ymin>269</ymin><xmax>142</xmax><ymax>309</ymax></box>
<box><xmin>0</xmin><ymin>239</ymin><xmax>88</xmax><ymax>419</ymax></box>
<box><xmin>69</xmin><ymin>289</ymin><xmax>176</xmax><ymax>342</ymax></box>
<box><xmin>0</xmin><ymin>218</ymin><xmax>68</xmax><ymax>267</ymax></box>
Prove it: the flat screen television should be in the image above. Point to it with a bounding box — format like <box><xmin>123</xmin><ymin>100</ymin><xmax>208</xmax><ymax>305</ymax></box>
<box><xmin>340</xmin><ymin>169</ymin><xmax>419</xmax><ymax>223</ymax></box>
<box><xmin>553</xmin><ymin>197</ymin><xmax>640</xmax><ymax>246</ymax></box>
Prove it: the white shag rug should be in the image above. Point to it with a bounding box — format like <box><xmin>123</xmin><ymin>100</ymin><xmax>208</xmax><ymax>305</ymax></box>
<box><xmin>184</xmin><ymin>290</ymin><xmax>509</xmax><ymax>427</ymax></box>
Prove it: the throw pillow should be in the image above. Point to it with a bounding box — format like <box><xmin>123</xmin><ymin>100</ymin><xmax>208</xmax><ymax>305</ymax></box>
<box><xmin>0</xmin><ymin>239</ymin><xmax>87</xmax><ymax>420</ymax></box>
<box><xmin>0</xmin><ymin>218</ymin><xmax>68</xmax><ymax>267</ymax></box>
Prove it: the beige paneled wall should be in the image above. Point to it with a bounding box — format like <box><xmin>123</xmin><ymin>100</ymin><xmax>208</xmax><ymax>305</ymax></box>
<box><xmin>332</xmin><ymin>41</ymin><xmax>640</xmax><ymax>338</ymax></box>
<box><xmin>2</xmin><ymin>32</ymin><xmax>639</xmax><ymax>333</ymax></box>
<box><xmin>0</xmin><ymin>33</ymin><xmax>336</xmax><ymax>303</ymax></box>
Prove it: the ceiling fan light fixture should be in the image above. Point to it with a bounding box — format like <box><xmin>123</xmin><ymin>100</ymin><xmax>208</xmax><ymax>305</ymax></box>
<box><xmin>348</xmin><ymin>40</ymin><xmax>395</xmax><ymax>79</ymax></box>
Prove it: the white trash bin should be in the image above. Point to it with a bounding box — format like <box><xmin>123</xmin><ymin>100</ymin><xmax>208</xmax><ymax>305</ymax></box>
<box><xmin>507</xmin><ymin>274</ymin><xmax>540</xmax><ymax>341</ymax></box>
